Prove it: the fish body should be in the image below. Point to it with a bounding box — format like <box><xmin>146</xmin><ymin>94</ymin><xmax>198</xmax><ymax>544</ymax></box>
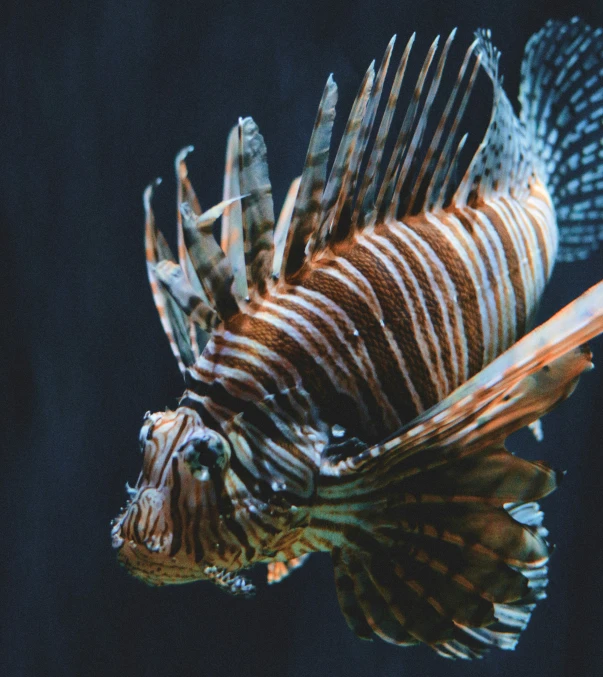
<box><xmin>113</xmin><ymin>19</ymin><xmax>603</xmax><ymax>658</ymax></box>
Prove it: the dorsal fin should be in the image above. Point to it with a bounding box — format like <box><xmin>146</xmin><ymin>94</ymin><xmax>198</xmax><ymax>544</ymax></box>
<box><xmin>175</xmin><ymin>147</ymin><xmax>209</xmax><ymax>306</ymax></box>
<box><xmin>154</xmin><ymin>260</ymin><xmax>221</xmax><ymax>333</ymax></box>
<box><xmin>355</xmin><ymin>34</ymin><xmax>416</xmax><ymax>224</ymax></box>
<box><xmin>387</xmin><ymin>31</ymin><xmax>457</xmax><ymax>218</ymax></box>
<box><xmin>423</xmin><ymin>42</ymin><xmax>479</xmax><ymax>210</ymax></box>
<box><xmin>278</xmin><ymin>32</ymin><xmax>496</xmax><ymax>279</ymax></box>
<box><xmin>221</xmin><ymin>126</ymin><xmax>248</xmax><ymax>301</ymax></box>
<box><xmin>144</xmin><ymin>179</ymin><xmax>196</xmax><ymax>373</ymax></box>
<box><xmin>312</xmin><ymin>62</ymin><xmax>375</xmax><ymax>251</ymax></box>
<box><xmin>180</xmin><ymin>195</ymin><xmax>241</xmax><ymax>321</ymax></box>
<box><xmin>176</xmin><ymin>149</ymin><xmax>240</xmax><ymax>321</ymax></box>
<box><xmin>281</xmin><ymin>76</ymin><xmax>338</xmax><ymax>280</ymax></box>
<box><xmin>273</xmin><ymin>176</ymin><xmax>301</xmax><ymax>277</ymax></box>
<box><xmin>454</xmin><ymin>30</ymin><xmax>534</xmax><ymax>205</ymax></box>
<box><xmin>408</xmin><ymin>35</ymin><xmax>479</xmax><ymax>212</ymax></box>
<box><xmin>373</xmin><ymin>35</ymin><xmax>441</xmax><ymax>221</ymax></box>
<box><xmin>237</xmin><ymin>116</ymin><xmax>275</xmax><ymax>296</ymax></box>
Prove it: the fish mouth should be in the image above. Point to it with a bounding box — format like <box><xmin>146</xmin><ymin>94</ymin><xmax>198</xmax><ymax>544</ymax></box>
<box><xmin>114</xmin><ymin>535</ymin><xmax>205</xmax><ymax>586</ymax></box>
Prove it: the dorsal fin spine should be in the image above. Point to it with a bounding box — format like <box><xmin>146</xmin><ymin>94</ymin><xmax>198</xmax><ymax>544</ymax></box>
<box><xmin>410</xmin><ymin>36</ymin><xmax>477</xmax><ymax>213</ymax></box>
<box><xmin>424</xmin><ymin>44</ymin><xmax>480</xmax><ymax>211</ymax></box>
<box><xmin>375</xmin><ymin>36</ymin><xmax>440</xmax><ymax>221</ymax></box>
<box><xmin>236</xmin><ymin>116</ymin><xmax>275</xmax><ymax>297</ymax></box>
<box><xmin>272</xmin><ymin>176</ymin><xmax>301</xmax><ymax>277</ymax></box>
<box><xmin>315</xmin><ymin>63</ymin><xmax>376</xmax><ymax>251</ymax></box>
<box><xmin>221</xmin><ymin>126</ymin><xmax>248</xmax><ymax>301</ymax></box>
<box><xmin>393</xmin><ymin>30</ymin><xmax>457</xmax><ymax>217</ymax></box>
<box><xmin>347</xmin><ymin>36</ymin><xmax>397</xmax><ymax>232</ymax></box>
<box><xmin>281</xmin><ymin>75</ymin><xmax>338</xmax><ymax>280</ymax></box>
<box><xmin>144</xmin><ymin>179</ymin><xmax>196</xmax><ymax>373</ymax></box>
<box><xmin>435</xmin><ymin>132</ymin><xmax>469</xmax><ymax>209</ymax></box>
<box><xmin>356</xmin><ymin>33</ymin><xmax>416</xmax><ymax>225</ymax></box>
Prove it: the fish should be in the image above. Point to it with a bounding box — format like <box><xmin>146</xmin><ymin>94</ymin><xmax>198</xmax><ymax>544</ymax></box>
<box><xmin>112</xmin><ymin>18</ymin><xmax>603</xmax><ymax>658</ymax></box>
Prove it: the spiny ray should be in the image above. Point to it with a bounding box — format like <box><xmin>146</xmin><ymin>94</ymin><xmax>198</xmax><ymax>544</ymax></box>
<box><xmin>221</xmin><ymin>126</ymin><xmax>248</xmax><ymax>301</ymax></box>
<box><xmin>154</xmin><ymin>260</ymin><xmax>221</xmax><ymax>333</ymax></box>
<box><xmin>177</xmin><ymin>148</ymin><xmax>241</xmax><ymax>321</ymax></box>
<box><xmin>313</xmin><ymin>62</ymin><xmax>375</xmax><ymax>252</ymax></box>
<box><xmin>354</xmin><ymin>33</ymin><xmax>416</xmax><ymax>223</ymax></box>
<box><xmin>390</xmin><ymin>29</ymin><xmax>457</xmax><ymax>218</ymax></box>
<box><xmin>237</xmin><ymin>116</ymin><xmax>276</xmax><ymax>296</ymax></box>
<box><xmin>144</xmin><ymin>179</ymin><xmax>195</xmax><ymax>373</ymax></box>
<box><xmin>282</xmin><ymin>75</ymin><xmax>338</xmax><ymax>280</ymax></box>
<box><xmin>374</xmin><ymin>35</ymin><xmax>441</xmax><ymax>221</ymax></box>
<box><xmin>273</xmin><ymin>176</ymin><xmax>301</xmax><ymax>277</ymax></box>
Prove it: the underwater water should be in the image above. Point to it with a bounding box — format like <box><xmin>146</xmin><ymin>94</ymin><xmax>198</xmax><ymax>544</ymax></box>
<box><xmin>2</xmin><ymin>0</ymin><xmax>603</xmax><ymax>675</ymax></box>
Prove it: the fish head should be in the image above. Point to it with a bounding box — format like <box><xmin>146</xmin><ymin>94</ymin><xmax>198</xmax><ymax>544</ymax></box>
<box><xmin>111</xmin><ymin>406</ymin><xmax>235</xmax><ymax>586</ymax></box>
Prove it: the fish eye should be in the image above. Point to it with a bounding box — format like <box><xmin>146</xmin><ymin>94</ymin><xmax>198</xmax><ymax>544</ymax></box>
<box><xmin>181</xmin><ymin>430</ymin><xmax>229</xmax><ymax>479</ymax></box>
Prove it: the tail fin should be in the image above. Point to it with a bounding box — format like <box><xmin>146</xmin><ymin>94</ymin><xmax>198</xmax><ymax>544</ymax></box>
<box><xmin>319</xmin><ymin>281</ymin><xmax>603</xmax><ymax>657</ymax></box>
<box><xmin>520</xmin><ymin>18</ymin><xmax>603</xmax><ymax>261</ymax></box>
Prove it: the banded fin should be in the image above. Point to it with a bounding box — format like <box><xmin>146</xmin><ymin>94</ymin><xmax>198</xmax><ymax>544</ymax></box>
<box><xmin>174</xmin><ymin>146</ymin><xmax>210</xmax><ymax>360</ymax></box>
<box><xmin>520</xmin><ymin>18</ymin><xmax>603</xmax><ymax>261</ymax></box>
<box><xmin>280</xmin><ymin>29</ymin><xmax>494</xmax><ymax>281</ymax></box>
<box><xmin>384</xmin><ymin>31</ymin><xmax>457</xmax><ymax>219</ymax></box>
<box><xmin>177</xmin><ymin>149</ymin><xmax>241</xmax><ymax>322</ymax></box>
<box><xmin>144</xmin><ymin>180</ymin><xmax>195</xmax><ymax>373</ymax></box>
<box><xmin>145</xmin><ymin>120</ymin><xmax>277</xmax><ymax>374</ymax></box>
<box><xmin>154</xmin><ymin>260</ymin><xmax>220</xmax><ymax>333</ymax></box>
<box><xmin>313</xmin><ymin>59</ymin><xmax>376</xmax><ymax>250</ymax></box>
<box><xmin>237</xmin><ymin>117</ymin><xmax>275</xmax><ymax>296</ymax></box>
<box><xmin>354</xmin><ymin>34</ymin><xmax>415</xmax><ymax>225</ymax></box>
<box><xmin>319</xmin><ymin>280</ymin><xmax>603</xmax><ymax>655</ymax></box>
<box><xmin>267</xmin><ymin>554</ymin><xmax>309</xmax><ymax>584</ymax></box>
<box><xmin>221</xmin><ymin>126</ymin><xmax>248</xmax><ymax>301</ymax></box>
<box><xmin>145</xmin><ymin>149</ymin><xmax>252</xmax><ymax>374</ymax></box>
<box><xmin>332</xmin><ymin>29</ymin><xmax>484</xmax><ymax>220</ymax></box>
<box><xmin>174</xmin><ymin>147</ymin><xmax>212</xmax><ymax>309</ymax></box>
<box><xmin>282</xmin><ymin>76</ymin><xmax>338</xmax><ymax>280</ymax></box>
<box><xmin>272</xmin><ymin>176</ymin><xmax>301</xmax><ymax>277</ymax></box>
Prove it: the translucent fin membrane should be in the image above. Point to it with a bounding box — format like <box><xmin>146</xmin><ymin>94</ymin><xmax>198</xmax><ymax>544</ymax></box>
<box><xmin>520</xmin><ymin>17</ymin><xmax>603</xmax><ymax>261</ymax></box>
<box><xmin>319</xmin><ymin>281</ymin><xmax>603</xmax><ymax>656</ymax></box>
<box><xmin>279</xmin><ymin>30</ymin><xmax>494</xmax><ymax>279</ymax></box>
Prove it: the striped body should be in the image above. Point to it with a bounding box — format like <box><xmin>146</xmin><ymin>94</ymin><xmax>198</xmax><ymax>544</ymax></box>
<box><xmin>116</xmin><ymin>182</ymin><xmax>559</xmax><ymax>583</ymax></box>
<box><xmin>113</xmin><ymin>19</ymin><xmax>603</xmax><ymax>657</ymax></box>
<box><xmin>192</xmin><ymin>181</ymin><xmax>557</xmax><ymax>445</ymax></box>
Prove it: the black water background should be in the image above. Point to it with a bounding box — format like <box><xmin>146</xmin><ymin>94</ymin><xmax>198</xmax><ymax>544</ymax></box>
<box><xmin>2</xmin><ymin>1</ymin><xmax>603</xmax><ymax>675</ymax></box>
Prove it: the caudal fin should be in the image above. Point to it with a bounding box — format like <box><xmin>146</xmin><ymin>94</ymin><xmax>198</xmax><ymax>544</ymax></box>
<box><xmin>520</xmin><ymin>18</ymin><xmax>603</xmax><ymax>261</ymax></box>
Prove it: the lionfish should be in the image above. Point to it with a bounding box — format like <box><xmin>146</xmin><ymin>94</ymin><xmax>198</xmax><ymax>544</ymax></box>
<box><xmin>112</xmin><ymin>19</ymin><xmax>603</xmax><ymax>658</ymax></box>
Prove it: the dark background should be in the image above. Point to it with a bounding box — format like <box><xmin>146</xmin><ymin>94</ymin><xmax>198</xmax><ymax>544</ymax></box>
<box><xmin>2</xmin><ymin>1</ymin><xmax>603</xmax><ymax>675</ymax></box>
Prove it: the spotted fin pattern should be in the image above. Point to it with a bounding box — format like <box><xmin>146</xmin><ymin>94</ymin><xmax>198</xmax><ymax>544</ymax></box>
<box><xmin>520</xmin><ymin>18</ymin><xmax>603</xmax><ymax>261</ymax></box>
<box><xmin>455</xmin><ymin>30</ymin><xmax>535</xmax><ymax>205</ymax></box>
